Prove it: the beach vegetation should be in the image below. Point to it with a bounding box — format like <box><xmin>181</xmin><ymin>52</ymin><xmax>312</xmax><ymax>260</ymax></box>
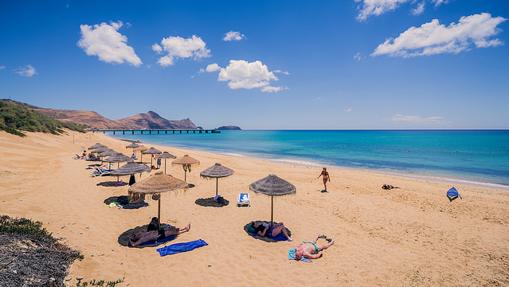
<box><xmin>0</xmin><ymin>99</ymin><xmax>86</xmax><ymax>136</ymax></box>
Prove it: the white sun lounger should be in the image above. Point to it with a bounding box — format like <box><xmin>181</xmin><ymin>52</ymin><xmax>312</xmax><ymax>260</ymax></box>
<box><xmin>237</xmin><ymin>192</ymin><xmax>250</xmax><ymax>207</ymax></box>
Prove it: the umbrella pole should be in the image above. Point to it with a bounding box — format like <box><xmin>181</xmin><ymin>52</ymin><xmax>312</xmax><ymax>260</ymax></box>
<box><xmin>184</xmin><ymin>170</ymin><xmax>187</xmax><ymax>182</ymax></box>
<box><xmin>164</xmin><ymin>159</ymin><xmax>167</xmax><ymax>174</ymax></box>
<box><xmin>157</xmin><ymin>196</ymin><xmax>161</xmax><ymax>227</ymax></box>
<box><xmin>215</xmin><ymin>178</ymin><xmax>218</xmax><ymax>197</ymax></box>
<box><xmin>271</xmin><ymin>195</ymin><xmax>274</xmax><ymax>226</ymax></box>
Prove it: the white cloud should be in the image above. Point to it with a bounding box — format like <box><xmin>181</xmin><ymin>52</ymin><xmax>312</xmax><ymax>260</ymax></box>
<box><xmin>153</xmin><ymin>35</ymin><xmax>210</xmax><ymax>67</ymax></box>
<box><xmin>411</xmin><ymin>1</ymin><xmax>425</xmax><ymax>16</ymax></box>
<box><xmin>151</xmin><ymin>43</ymin><xmax>163</xmax><ymax>53</ymax></box>
<box><xmin>78</xmin><ymin>21</ymin><xmax>142</xmax><ymax>66</ymax></box>
<box><xmin>274</xmin><ymin>70</ymin><xmax>290</xmax><ymax>75</ymax></box>
<box><xmin>223</xmin><ymin>31</ymin><xmax>245</xmax><ymax>42</ymax></box>
<box><xmin>372</xmin><ymin>13</ymin><xmax>507</xmax><ymax>57</ymax></box>
<box><xmin>355</xmin><ymin>0</ymin><xmax>411</xmax><ymax>21</ymax></box>
<box><xmin>392</xmin><ymin>114</ymin><xmax>444</xmax><ymax>124</ymax></box>
<box><xmin>15</xmin><ymin>65</ymin><xmax>37</xmax><ymax>77</ymax></box>
<box><xmin>353</xmin><ymin>52</ymin><xmax>362</xmax><ymax>61</ymax></box>
<box><xmin>207</xmin><ymin>60</ymin><xmax>285</xmax><ymax>93</ymax></box>
<box><xmin>432</xmin><ymin>0</ymin><xmax>447</xmax><ymax>6</ymax></box>
<box><xmin>205</xmin><ymin>63</ymin><xmax>221</xmax><ymax>73</ymax></box>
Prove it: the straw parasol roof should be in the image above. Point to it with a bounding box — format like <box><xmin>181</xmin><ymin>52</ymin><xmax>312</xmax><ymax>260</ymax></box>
<box><xmin>200</xmin><ymin>163</ymin><xmax>234</xmax><ymax>198</ymax></box>
<box><xmin>104</xmin><ymin>153</ymin><xmax>131</xmax><ymax>163</ymax></box>
<box><xmin>88</xmin><ymin>143</ymin><xmax>106</xmax><ymax>150</ymax></box>
<box><xmin>156</xmin><ymin>151</ymin><xmax>176</xmax><ymax>159</ymax></box>
<box><xmin>128</xmin><ymin>172</ymin><xmax>188</xmax><ymax>225</ymax></box>
<box><xmin>97</xmin><ymin>149</ymin><xmax>118</xmax><ymax>157</ymax></box>
<box><xmin>142</xmin><ymin>147</ymin><xmax>162</xmax><ymax>155</ymax></box>
<box><xmin>110</xmin><ymin>161</ymin><xmax>151</xmax><ymax>176</ymax></box>
<box><xmin>134</xmin><ymin>145</ymin><xmax>147</xmax><ymax>152</ymax></box>
<box><xmin>249</xmin><ymin>174</ymin><xmax>296</xmax><ymax>225</ymax></box>
<box><xmin>172</xmin><ymin>155</ymin><xmax>200</xmax><ymax>166</ymax></box>
<box><xmin>129</xmin><ymin>172</ymin><xmax>187</xmax><ymax>195</ymax></box>
<box><xmin>126</xmin><ymin>142</ymin><xmax>140</xmax><ymax>149</ymax></box>
<box><xmin>249</xmin><ymin>174</ymin><xmax>296</xmax><ymax>196</ymax></box>
<box><xmin>200</xmin><ymin>163</ymin><xmax>234</xmax><ymax>178</ymax></box>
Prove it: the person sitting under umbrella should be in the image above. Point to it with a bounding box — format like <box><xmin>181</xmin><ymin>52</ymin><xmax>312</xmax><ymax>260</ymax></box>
<box><xmin>129</xmin><ymin>221</ymin><xmax>191</xmax><ymax>247</ymax></box>
<box><xmin>247</xmin><ymin>221</ymin><xmax>292</xmax><ymax>241</ymax></box>
<box><xmin>289</xmin><ymin>235</ymin><xmax>334</xmax><ymax>261</ymax></box>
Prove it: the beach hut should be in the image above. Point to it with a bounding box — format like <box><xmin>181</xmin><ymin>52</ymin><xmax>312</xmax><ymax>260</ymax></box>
<box><xmin>172</xmin><ymin>155</ymin><xmax>200</xmax><ymax>183</ymax></box>
<box><xmin>142</xmin><ymin>147</ymin><xmax>162</xmax><ymax>168</ymax></box>
<box><xmin>156</xmin><ymin>152</ymin><xmax>176</xmax><ymax>174</ymax></box>
<box><xmin>249</xmin><ymin>174</ymin><xmax>296</xmax><ymax>225</ymax></box>
<box><xmin>128</xmin><ymin>172</ymin><xmax>187</xmax><ymax>226</ymax></box>
<box><xmin>200</xmin><ymin>163</ymin><xmax>234</xmax><ymax>197</ymax></box>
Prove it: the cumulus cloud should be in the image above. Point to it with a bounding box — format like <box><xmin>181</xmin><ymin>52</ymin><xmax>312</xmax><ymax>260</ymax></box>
<box><xmin>432</xmin><ymin>0</ymin><xmax>447</xmax><ymax>6</ymax></box>
<box><xmin>372</xmin><ymin>13</ymin><xmax>507</xmax><ymax>57</ymax></box>
<box><xmin>223</xmin><ymin>31</ymin><xmax>245</xmax><ymax>42</ymax></box>
<box><xmin>153</xmin><ymin>35</ymin><xmax>210</xmax><ymax>67</ymax></box>
<box><xmin>353</xmin><ymin>52</ymin><xmax>362</xmax><ymax>61</ymax></box>
<box><xmin>206</xmin><ymin>60</ymin><xmax>286</xmax><ymax>93</ymax></box>
<box><xmin>78</xmin><ymin>21</ymin><xmax>142</xmax><ymax>66</ymax></box>
<box><xmin>392</xmin><ymin>114</ymin><xmax>444</xmax><ymax>124</ymax></box>
<box><xmin>15</xmin><ymin>65</ymin><xmax>37</xmax><ymax>77</ymax></box>
<box><xmin>355</xmin><ymin>0</ymin><xmax>411</xmax><ymax>21</ymax></box>
<box><xmin>411</xmin><ymin>1</ymin><xmax>425</xmax><ymax>16</ymax></box>
<box><xmin>274</xmin><ymin>70</ymin><xmax>290</xmax><ymax>75</ymax></box>
<box><xmin>205</xmin><ymin>63</ymin><xmax>221</xmax><ymax>72</ymax></box>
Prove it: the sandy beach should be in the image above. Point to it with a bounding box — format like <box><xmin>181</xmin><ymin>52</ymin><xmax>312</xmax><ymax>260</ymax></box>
<box><xmin>1</xmin><ymin>130</ymin><xmax>508</xmax><ymax>286</ymax></box>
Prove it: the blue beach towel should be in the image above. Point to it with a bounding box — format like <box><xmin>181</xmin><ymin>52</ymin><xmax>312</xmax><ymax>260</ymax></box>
<box><xmin>288</xmin><ymin>248</ymin><xmax>311</xmax><ymax>263</ymax></box>
<box><xmin>156</xmin><ymin>239</ymin><xmax>208</xmax><ymax>256</ymax></box>
<box><xmin>447</xmin><ymin>187</ymin><xmax>461</xmax><ymax>202</ymax></box>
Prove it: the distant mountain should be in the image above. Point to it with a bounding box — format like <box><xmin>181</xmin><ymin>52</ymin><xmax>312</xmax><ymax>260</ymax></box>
<box><xmin>36</xmin><ymin>109</ymin><xmax>122</xmax><ymax>129</ymax></box>
<box><xmin>216</xmin><ymin>125</ymin><xmax>241</xmax><ymax>130</ymax></box>
<box><xmin>3</xmin><ymin>100</ymin><xmax>200</xmax><ymax>131</ymax></box>
<box><xmin>116</xmin><ymin>111</ymin><xmax>197</xmax><ymax>130</ymax></box>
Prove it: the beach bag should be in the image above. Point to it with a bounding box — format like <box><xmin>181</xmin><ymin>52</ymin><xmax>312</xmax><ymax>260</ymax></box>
<box><xmin>447</xmin><ymin>187</ymin><xmax>461</xmax><ymax>202</ymax></box>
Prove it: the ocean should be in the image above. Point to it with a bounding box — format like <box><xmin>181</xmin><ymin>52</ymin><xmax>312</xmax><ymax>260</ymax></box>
<box><xmin>109</xmin><ymin>130</ymin><xmax>509</xmax><ymax>187</ymax></box>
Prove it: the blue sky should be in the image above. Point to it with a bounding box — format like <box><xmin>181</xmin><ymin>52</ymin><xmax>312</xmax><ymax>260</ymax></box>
<box><xmin>0</xmin><ymin>0</ymin><xmax>508</xmax><ymax>129</ymax></box>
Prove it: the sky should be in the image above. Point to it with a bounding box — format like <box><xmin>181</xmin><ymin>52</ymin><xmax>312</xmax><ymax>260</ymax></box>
<box><xmin>0</xmin><ymin>0</ymin><xmax>508</xmax><ymax>129</ymax></box>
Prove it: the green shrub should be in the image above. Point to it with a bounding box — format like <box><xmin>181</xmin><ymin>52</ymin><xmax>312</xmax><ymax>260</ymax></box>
<box><xmin>0</xmin><ymin>99</ymin><xmax>86</xmax><ymax>136</ymax></box>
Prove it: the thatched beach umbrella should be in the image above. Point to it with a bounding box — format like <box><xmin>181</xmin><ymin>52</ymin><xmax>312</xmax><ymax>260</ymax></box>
<box><xmin>172</xmin><ymin>155</ymin><xmax>200</xmax><ymax>182</ymax></box>
<box><xmin>110</xmin><ymin>160</ymin><xmax>151</xmax><ymax>185</ymax></box>
<box><xmin>156</xmin><ymin>152</ymin><xmax>176</xmax><ymax>174</ymax></box>
<box><xmin>142</xmin><ymin>147</ymin><xmax>162</xmax><ymax>167</ymax></box>
<box><xmin>134</xmin><ymin>145</ymin><xmax>147</xmax><ymax>163</ymax></box>
<box><xmin>105</xmin><ymin>153</ymin><xmax>131</xmax><ymax>182</ymax></box>
<box><xmin>126</xmin><ymin>142</ymin><xmax>140</xmax><ymax>154</ymax></box>
<box><xmin>200</xmin><ymin>163</ymin><xmax>234</xmax><ymax>197</ymax></box>
<box><xmin>249</xmin><ymin>174</ymin><xmax>296</xmax><ymax>225</ymax></box>
<box><xmin>88</xmin><ymin>143</ymin><xmax>106</xmax><ymax>150</ymax></box>
<box><xmin>128</xmin><ymin>172</ymin><xmax>187</xmax><ymax>225</ymax></box>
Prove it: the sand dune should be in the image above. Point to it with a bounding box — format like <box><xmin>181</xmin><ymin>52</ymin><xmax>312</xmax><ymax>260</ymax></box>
<box><xmin>0</xmin><ymin>131</ymin><xmax>508</xmax><ymax>286</ymax></box>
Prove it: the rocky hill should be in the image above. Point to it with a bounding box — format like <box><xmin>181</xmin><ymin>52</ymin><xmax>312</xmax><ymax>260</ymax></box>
<box><xmin>116</xmin><ymin>111</ymin><xmax>197</xmax><ymax>130</ymax></box>
<box><xmin>216</xmin><ymin>125</ymin><xmax>241</xmax><ymax>130</ymax></box>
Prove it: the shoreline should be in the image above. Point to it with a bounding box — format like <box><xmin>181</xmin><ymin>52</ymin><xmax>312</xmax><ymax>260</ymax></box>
<box><xmin>110</xmin><ymin>134</ymin><xmax>509</xmax><ymax>191</ymax></box>
<box><xmin>1</xmin><ymin>130</ymin><xmax>508</xmax><ymax>286</ymax></box>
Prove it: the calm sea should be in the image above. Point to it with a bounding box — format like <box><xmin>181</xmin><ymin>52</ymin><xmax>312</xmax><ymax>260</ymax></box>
<box><xmin>109</xmin><ymin>130</ymin><xmax>509</xmax><ymax>187</ymax></box>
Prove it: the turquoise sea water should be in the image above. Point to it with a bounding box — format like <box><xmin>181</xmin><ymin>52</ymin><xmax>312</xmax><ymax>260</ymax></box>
<box><xmin>109</xmin><ymin>130</ymin><xmax>509</xmax><ymax>186</ymax></box>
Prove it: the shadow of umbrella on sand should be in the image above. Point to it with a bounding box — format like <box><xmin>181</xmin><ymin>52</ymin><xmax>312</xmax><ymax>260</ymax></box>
<box><xmin>249</xmin><ymin>174</ymin><xmax>296</xmax><ymax>226</ymax></box>
<box><xmin>172</xmin><ymin>155</ymin><xmax>200</xmax><ymax>185</ymax></box>
<box><xmin>128</xmin><ymin>172</ymin><xmax>188</xmax><ymax>226</ymax></box>
<box><xmin>200</xmin><ymin>163</ymin><xmax>234</xmax><ymax>197</ymax></box>
<box><xmin>156</xmin><ymin>152</ymin><xmax>176</xmax><ymax>174</ymax></box>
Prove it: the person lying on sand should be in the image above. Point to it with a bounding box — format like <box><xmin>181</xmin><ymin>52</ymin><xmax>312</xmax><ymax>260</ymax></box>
<box><xmin>249</xmin><ymin>221</ymin><xmax>292</xmax><ymax>241</ymax></box>
<box><xmin>292</xmin><ymin>235</ymin><xmax>334</xmax><ymax>260</ymax></box>
<box><xmin>128</xmin><ymin>223</ymin><xmax>191</xmax><ymax>247</ymax></box>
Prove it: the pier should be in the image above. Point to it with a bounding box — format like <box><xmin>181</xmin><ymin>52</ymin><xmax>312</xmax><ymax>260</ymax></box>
<box><xmin>91</xmin><ymin>129</ymin><xmax>220</xmax><ymax>135</ymax></box>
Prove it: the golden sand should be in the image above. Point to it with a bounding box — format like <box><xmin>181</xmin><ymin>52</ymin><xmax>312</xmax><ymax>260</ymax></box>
<box><xmin>0</xmin><ymin>131</ymin><xmax>508</xmax><ymax>286</ymax></box>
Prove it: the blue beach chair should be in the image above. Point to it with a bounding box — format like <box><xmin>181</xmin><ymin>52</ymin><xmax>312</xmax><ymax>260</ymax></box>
<box><xmin>447</xmin><ymin>187</ymin><xmax>462</xmax><ymax>202</ymax></box>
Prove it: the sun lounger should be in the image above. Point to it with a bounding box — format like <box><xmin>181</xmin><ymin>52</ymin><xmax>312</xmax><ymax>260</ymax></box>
<box><xmin>237</xmin><ymin>192</ymin><xmax>250</xmax><ymax>207</ymax></box>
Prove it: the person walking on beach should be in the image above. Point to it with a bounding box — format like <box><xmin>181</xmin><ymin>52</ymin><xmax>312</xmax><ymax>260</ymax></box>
<box><xmin>317</xmin><ymin>167</ymin><xmax>330</xmax><ymax>192</ymax></box>
<box><xmin>156</xmin><ymin>157</ymin><xmax>161</xmax><ymax>169</ymax></box>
